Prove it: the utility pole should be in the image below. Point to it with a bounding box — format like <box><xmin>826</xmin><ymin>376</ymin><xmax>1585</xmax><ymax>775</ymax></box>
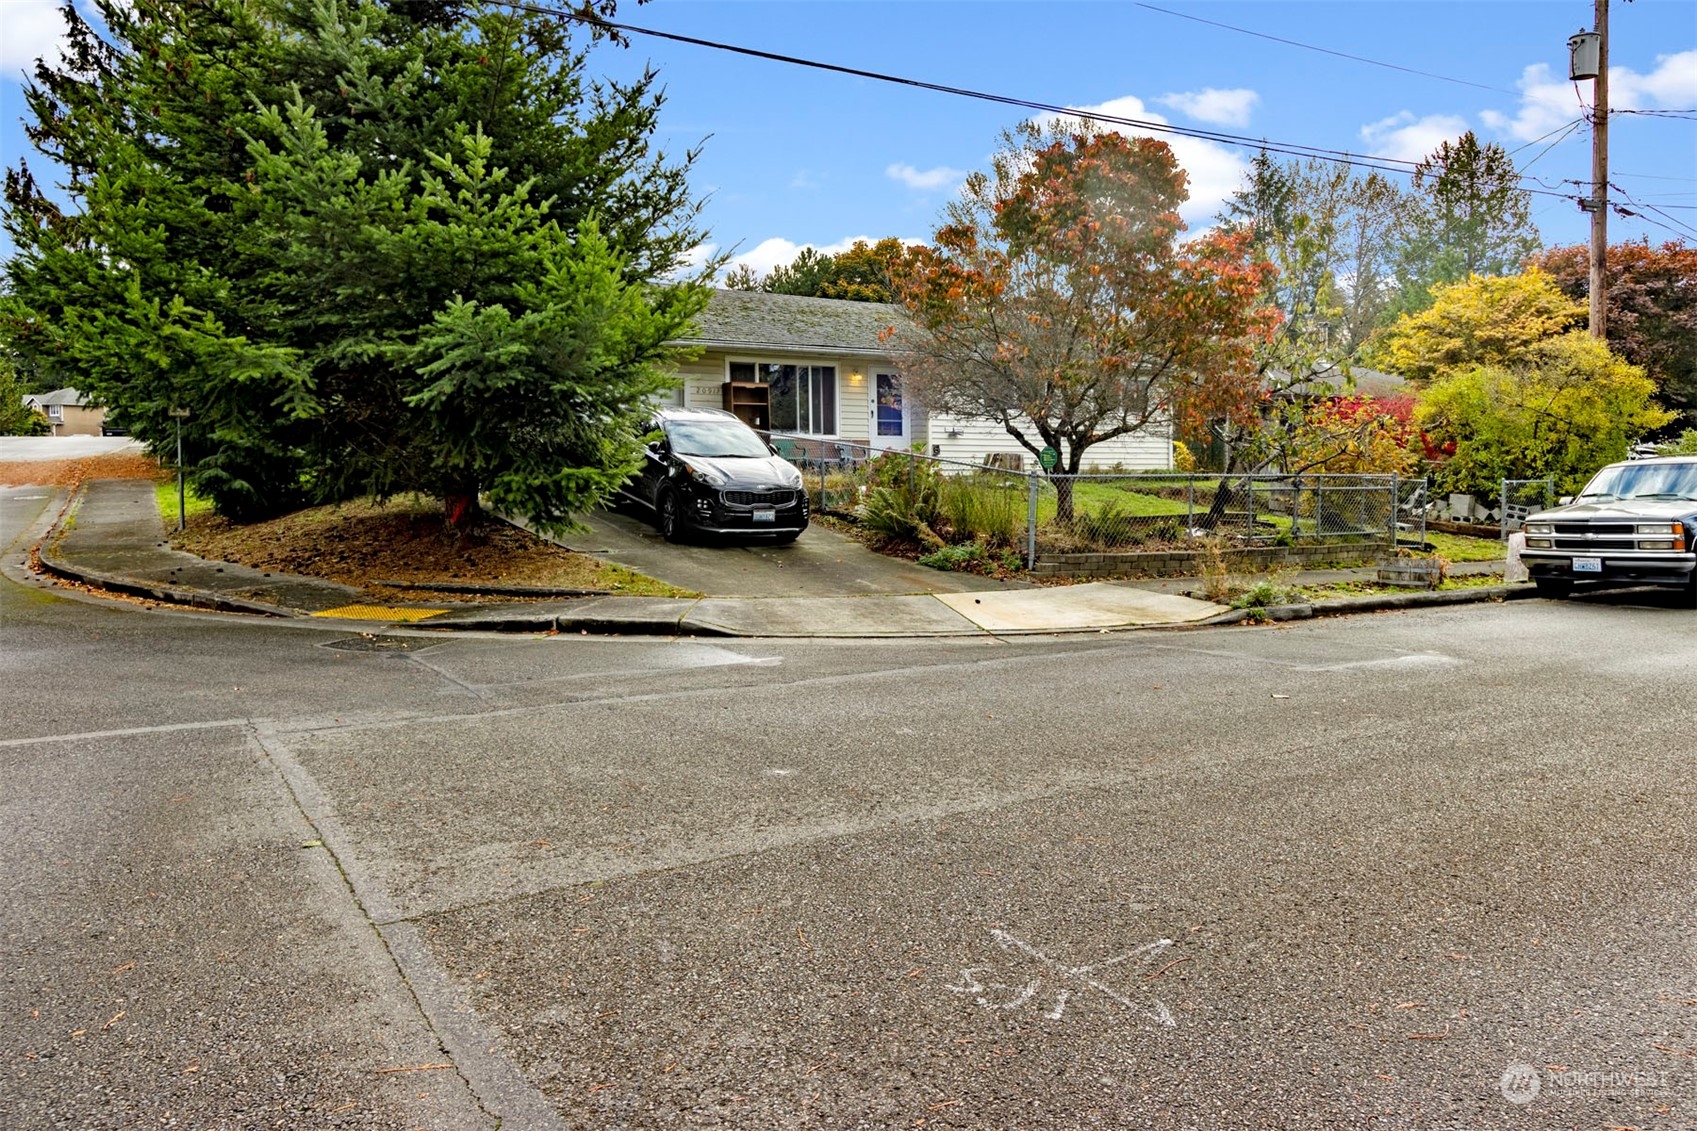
<box><xmin>1589</xmin><ymin>0</ymin><xmax>1608</xmax><ymax>339</ymax></box>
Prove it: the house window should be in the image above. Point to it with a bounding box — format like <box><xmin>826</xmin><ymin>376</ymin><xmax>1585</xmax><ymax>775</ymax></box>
<box><xmin>729</xmin><ymin>361</ymin><xmax>837</xmax><ymax>435</ymax></box>
<box><xmin>46</xmin><ymin>405</ymin><xmax>63</xmax><ymax>423</ymax></box>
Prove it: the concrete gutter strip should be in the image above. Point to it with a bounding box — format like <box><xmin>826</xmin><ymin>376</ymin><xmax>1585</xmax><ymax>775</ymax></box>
<box><xmin>1310</xmin><ymin>584</ymin><xmax>1537</xmax><ymax>614</ymax></box>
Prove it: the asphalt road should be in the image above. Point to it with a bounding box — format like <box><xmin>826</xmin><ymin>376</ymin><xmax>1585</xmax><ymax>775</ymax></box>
<box><xmin>4</xmin><ymin>483</ymin><xmax>1696</xmax><ymax>1130</ymax></box>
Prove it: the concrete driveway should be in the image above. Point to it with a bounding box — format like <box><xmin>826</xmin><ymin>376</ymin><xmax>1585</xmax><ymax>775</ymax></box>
<box><xmin>535</xmin><ymin>504</ymin><xmax>1028</xmax><ymax>597</ymax></box>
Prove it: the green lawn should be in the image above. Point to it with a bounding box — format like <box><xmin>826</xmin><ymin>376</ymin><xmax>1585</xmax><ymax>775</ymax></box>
<box><xmin>153</xmin><ymin>479</ymin><xmax>215</xmax><ymax>526</ymax></box>
<box><xmin>1420</xmin><ymin>530</ymin><xmax>1506</xmax><ymax>562</ymax></box>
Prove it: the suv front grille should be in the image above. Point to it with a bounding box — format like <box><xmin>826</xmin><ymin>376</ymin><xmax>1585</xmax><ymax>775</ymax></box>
<box><xmin>723</xmin><ymin>490</ymin><xmax>795</xmax><ymax>507</ymax></box>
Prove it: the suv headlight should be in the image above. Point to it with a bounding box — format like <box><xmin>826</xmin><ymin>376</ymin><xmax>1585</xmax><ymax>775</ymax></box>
<box><xmin>1524</xmin><ymin>522</ymin><xmax>1554</xmax><ymax>536</ymax></box>
<box><xmin>684</xmin><ymin>462</ymin><xmax>726</xmax><ymax>488</ymax></box>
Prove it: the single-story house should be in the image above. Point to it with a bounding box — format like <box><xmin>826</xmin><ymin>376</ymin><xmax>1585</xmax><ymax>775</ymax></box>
<box><xmin>21</xmin><ymin>388</ymin><xmax>107</xmax><ymax>436</ymax></box>
<box><xmin>666</xmin><ymin>289</ymin><xmax>1173</xmax><ymax>472</ymax></box>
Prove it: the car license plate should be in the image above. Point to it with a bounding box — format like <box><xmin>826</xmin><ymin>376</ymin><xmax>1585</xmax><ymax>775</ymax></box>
<box><xmin>752</xmin><ymin>507</ymin><xmax>776</xmax><ymax>523</ymax></box>
<box><xmin>1573</xmin><ymin>556</ymin><xmax>1602</xmax><ymax>573</ymax></box>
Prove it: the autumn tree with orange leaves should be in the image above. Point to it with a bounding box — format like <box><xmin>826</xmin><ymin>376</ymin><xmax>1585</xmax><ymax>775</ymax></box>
<box><xmin>887</xmin><ymin>121</ymin><xmax>1279</xmax><ymax>520</ymax></box>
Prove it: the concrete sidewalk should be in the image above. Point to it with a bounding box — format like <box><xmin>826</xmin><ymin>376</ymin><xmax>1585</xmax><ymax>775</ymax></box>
<box><xmin>23</xmin><ymin>479</ymin><xmax>1531</xmax><ymax>637</ymax></box>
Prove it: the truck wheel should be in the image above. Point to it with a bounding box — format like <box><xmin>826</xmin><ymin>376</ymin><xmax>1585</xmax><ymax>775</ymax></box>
<box><xmin>1533</xmin><ymin>577</ymin><xmax>1573</xmax><ymax>599</ymax></box>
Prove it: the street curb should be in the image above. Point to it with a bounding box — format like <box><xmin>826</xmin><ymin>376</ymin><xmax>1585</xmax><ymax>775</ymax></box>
<box><xmin>37</xmin><ymin>540</ymin><xmax>304</xmax><ymax>618</ymax></box>
<box><xmin>25</xmin><ymin>482</ymin><xmax>1542</xmax><ymax>636</ymax></box>
<box><xmin>1308</xmin><ymin>584</ymin><xmax>1537</xmax><ymax>614</ymax></box>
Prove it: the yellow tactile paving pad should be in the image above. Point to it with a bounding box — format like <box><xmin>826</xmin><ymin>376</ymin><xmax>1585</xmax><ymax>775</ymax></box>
<box><xmin>311</xmin><ymin>604</ymin><xmax>448</xmax><ymax>622</ymax></box>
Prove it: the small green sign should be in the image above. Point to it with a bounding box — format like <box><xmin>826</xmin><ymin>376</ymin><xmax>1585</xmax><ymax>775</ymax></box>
<box><xmin>1038</xmin><ymin>446</ymin><xmax>1059</xmax><ymax>470</ymax></box>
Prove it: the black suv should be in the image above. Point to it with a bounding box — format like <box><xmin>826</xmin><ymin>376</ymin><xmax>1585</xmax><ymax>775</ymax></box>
<box><xmin>1519</xmin><ymin>455</ymin><xmax>1697</xmax><ymax>605</ymax></box>
<box><xmin>621</xmin><ymin>407</ymin><xmax>809</xmax><ymax>543</ymax></box>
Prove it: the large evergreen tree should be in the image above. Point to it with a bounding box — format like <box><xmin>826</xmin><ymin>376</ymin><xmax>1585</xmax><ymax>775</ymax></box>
<box><xmin>1390</xmin><ymin>131</ymin><xmax>1540</xmax><ymax>316</ymax></box>
<box><xmin>2</xmin><ymin>0</ymin><xmax>710</xmax><ymax>531</ymax></box>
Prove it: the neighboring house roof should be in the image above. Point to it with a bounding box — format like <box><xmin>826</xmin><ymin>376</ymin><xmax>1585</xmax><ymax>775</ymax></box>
<box><xmin>675</xmin><ymin>289</ymin><xmax>903</xmax><ymax>358</ymax></box>
<box><xmin>1268</xmin><ymin>366</ymin><xmax>1408</xmax><ymax>401</ymax></box>
<box><xmin>23</xmin><ymin>387</ymin><xmax>92</xmax><ymax>408</ymax></box>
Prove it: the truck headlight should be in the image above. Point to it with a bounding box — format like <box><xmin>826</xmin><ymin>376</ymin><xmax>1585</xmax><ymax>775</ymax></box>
<box><xmin>1633</xmin><ymin>522</ymin><xmax>1686</xmax><ymax>551</ymax></box>
<box><xmin>1525</xmin><ymin>522</ymin><xmax>1554</xmax><ymax>536</ymax></box>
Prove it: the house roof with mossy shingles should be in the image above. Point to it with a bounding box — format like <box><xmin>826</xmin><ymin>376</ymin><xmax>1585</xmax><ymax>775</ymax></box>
<box><xmin>674</xmin><ymin>289</ymin><xmax>903</xmax><ymax>358</ymax></box>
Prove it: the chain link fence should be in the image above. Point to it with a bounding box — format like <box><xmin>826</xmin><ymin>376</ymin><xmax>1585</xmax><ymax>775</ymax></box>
<box><xmin>769</xmin><ymin>434</ymin><xmax>1413</xmax><ymax>567</ymax></box>
<box><xmin>1032</xmin><ymin>472</ymin><xmax>1406</xmax><ymax>556</ymax></box>
<box><xmin>1500</xmin><ymin>478</ymin><xmax>1555</xmax><ymax>540</ymax></box>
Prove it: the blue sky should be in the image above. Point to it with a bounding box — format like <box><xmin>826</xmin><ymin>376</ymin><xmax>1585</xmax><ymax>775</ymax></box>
<box><xmin>2</xmin><ymin>0</ymin><xmax>1694</xmax><ymax>277</ymax></box>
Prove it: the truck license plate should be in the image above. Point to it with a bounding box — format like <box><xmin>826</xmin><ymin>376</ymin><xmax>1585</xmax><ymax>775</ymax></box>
<box><xmin>1573</xmin><ymin>556</ymin><xmax>1602</xmax><ymax>573</ymax></box>
<box><xmin>752</xmin><ymin>508</ymin><xmax>776</xmax><ymax>523</ymax></box>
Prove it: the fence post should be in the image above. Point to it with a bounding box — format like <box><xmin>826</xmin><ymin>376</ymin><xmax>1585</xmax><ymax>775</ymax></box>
<box><xmin>1026</xmin><ymin>472</ymin><xmax>1039</xmax><ymax>570</ymax></box>
<box><xmin>1420</xmin><ymin>476</ymin><xmax>1429</xmax><ymax>548</ymax></box>
<box><xmin>1186</xmin><ymin>477</ymin><xmax>1195</xmax><ymax>535</ymax></box>
<box><xmin>1390</xmin><ymin>472</ymin><xmax>1399</xmax><ymax>548</ymax></box>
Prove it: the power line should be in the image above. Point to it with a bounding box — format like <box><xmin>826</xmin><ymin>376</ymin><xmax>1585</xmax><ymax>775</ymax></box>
<box><xmin>1612</xmin><ymin>171</ymin><xmax>1697</xmax><ymax>183</ymax></box>
<box><xmin>1518</xmin><ymin>120</ymin><xmax>1585</xmax><ymax>177</ymax></box>
<box><xmin>506</xmin><ymin>2</ymin><xmax>1594</xmax><ymax>210</ymax></box>
<box><xmin>1609</xmin><ymin>182</ymin><xmax>1697</xmax><ymax>240</ymax></box>
<box><xmin>1130</xmin><ymin>3</ymin><xmax>1518</xmax><ymax>96</ymax></box>
<box><xmin>1507</xmin><ymin>118</ymin><xmax>1585</xmax><ymax>164</ymax></box>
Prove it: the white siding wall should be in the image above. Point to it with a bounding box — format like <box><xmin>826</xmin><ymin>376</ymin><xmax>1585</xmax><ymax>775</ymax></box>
<box><xmin>929</xmin><ymin>414</ymin><xmax>1173</xmax><ymax>471</ymax></box>
<box><xmin>671</xmin><ymin>351</ymin><xmax>1171</xmax><ymax>469</ymax></box>
<box><xmin>676</xmin><ymin>351</ymin><xmax>874</xmax><ymax>444</ymax></box>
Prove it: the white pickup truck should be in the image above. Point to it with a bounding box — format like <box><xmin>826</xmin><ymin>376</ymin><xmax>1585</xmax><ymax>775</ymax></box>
<box><xmin>1518</xmin><ymin>455</ymin><xmax>1697</xmax><ymax>606</ymax></box>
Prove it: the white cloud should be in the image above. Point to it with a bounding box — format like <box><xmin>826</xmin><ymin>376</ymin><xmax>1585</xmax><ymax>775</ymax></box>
<box><xmin>885</xmin><ymin>163</ymin><xmax>966</xmax><ymax>192</ymax></box>
<box><xmin>789</xmin><ymin>170</ymin><xmax>821</xmax><ymax>191</ymax></box>
<box><xmin>718</xmin><ymin>234</ymin><xmax>927</xmax><ymax>282</ymax></box>
<box><xmin>1359</xmin><ymin>111</ymin><xmax>1471</xmax><ymax>163</ymax></box>
<box><xmin>1481</xmin><ymin>50</ymin><xmax>1697</xmax><ymax>144</ymax></box>
<box><xmin>1479</xmin><ymin>63</ymin><xmax>1574</xmax><ymax>142</ymax></box>
<box><xmin>1613</xmin><ymin>49</ymin><xmax>1697</xmax><ymax>108</ymax></box>
<box><xmin>0</xmin><ymin>0</ymin><xmax>69</xmax><ymax>72</ymax></box>
<box><xmin>1043</xmin><ymin>95</ymin><xmax>1250</xmax><ymax>226</ymax></box>
<box><xmin>1156</xmin><ymin>88</ymin><xmax>1259</xmax><ymax>127</ymax></box>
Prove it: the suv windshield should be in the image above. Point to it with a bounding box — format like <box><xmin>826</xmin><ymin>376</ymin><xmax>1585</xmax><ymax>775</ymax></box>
<box><xmin>666</xmin><ymin>419</ymin><xmax>771</xmax><ymax>458</ymax></box>
<box><xmin>1577</xmin><ymin>462</ymin><xmax>1697</xmax><ymax>502</ymax></box>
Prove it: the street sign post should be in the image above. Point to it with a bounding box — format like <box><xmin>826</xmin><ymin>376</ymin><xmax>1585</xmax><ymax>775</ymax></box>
<box><xmin>169</xmin><ymin>408</ymin><xmax>190</xmax><ymax>531</ymax></box>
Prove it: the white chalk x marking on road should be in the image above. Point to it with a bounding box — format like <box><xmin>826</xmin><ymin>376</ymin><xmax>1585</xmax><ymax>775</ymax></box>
<box><xmin>946</xmin><ymin>928</ymin><xmax>1177</xmax><ymax>1027</ymax></box>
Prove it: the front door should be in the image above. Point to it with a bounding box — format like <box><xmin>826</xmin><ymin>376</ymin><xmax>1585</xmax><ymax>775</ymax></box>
<box><xmin>871</xmin><ymin>371</ymin><xmax>908</xmax><ymax>451</ymax></box>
